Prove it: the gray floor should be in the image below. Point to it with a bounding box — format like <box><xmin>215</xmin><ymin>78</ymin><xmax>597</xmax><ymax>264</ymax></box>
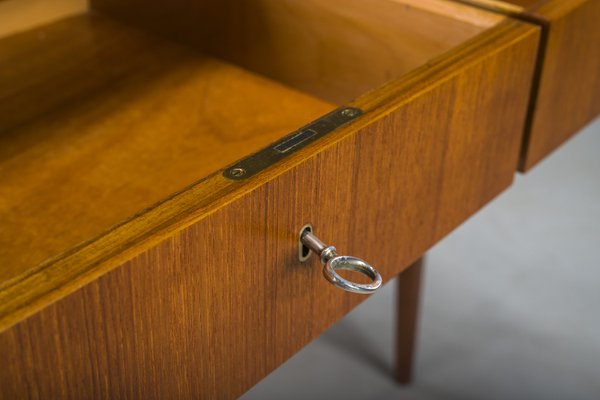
<box><xmin>242</xmin><ymin>118</ymin><xmax>600</xmax><ymax>400</ymax></box>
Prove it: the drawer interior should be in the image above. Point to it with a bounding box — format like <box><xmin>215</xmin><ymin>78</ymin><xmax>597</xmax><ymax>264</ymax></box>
<box><xmin>0</xmin><ymin>0</ymin><xmax>502</xmax><ymax>282</ymax></box>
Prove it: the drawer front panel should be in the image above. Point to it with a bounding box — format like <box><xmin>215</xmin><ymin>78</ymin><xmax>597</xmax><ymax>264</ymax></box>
<box><xmin>522</xmin><ymin>0</ymin><xmax>600</xmax><ymax>170</ymax></box>
<box><xmin>0</xmin><ymin>23</ymin><xmax>539</xmax><ymax>399</ymax></box>
<box><xmin>456</xmin><ymin>0</ymin><xmax>600</xmax><ymax>171</ymax></box>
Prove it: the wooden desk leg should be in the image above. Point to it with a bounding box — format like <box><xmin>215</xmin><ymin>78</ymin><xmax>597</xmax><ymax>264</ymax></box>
<box><xmin>395</xmin><ymin>257</ymin><xmax>424</xmax><ymax>384</ymax></box>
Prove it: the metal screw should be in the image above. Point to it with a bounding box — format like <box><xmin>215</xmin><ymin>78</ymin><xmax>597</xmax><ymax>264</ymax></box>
<box><xmin>341</xmin><ymin>108</ymin><xmax>359</xmax><ymax>117</ymax></box>
<box><xmin>230</xmin><ymin>167</ymin><xmax>246</xmax><ymax>178</ymax></box>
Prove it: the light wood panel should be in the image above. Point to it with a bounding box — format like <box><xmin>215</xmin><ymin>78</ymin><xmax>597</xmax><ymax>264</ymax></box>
<box><xmin>0</xmin><ymin>0</ymin><xmax>86</xmax><ymax>38</ymax></box>
<box><xmin>455</xmin><ymin>0</ymin><xmax>538</xmax><ymax>13</ymax></box>
<box><xmin>91</xmin><ymin>0</ymin><xmax>503</xmax><ymax>104</ymax></box>
<box><xmin>0</xmin><ymin>15</ymin><xmax>334</xmax><ymax>285</ymax></box>
<box><xmin>0</xmin><ymin>20</ymin><xmax>540</xmax><ymax>398</ymax></box>
<box><xmin>457</xmin><ymin>0</ymin><xmax>600</xmax><ymax>171</ymax></box>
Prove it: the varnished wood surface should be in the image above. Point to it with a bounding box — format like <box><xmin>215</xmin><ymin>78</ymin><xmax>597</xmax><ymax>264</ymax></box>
<box><xmin>0</xmin><ymin>15</ymin><xmax>334</xmax><ymax>286</ymax></box>
<box><xmin>396</xmin><ymin>258</ymin><xmax>424</xmax><ymax>384</ymax></box>
<box><xmin>0</xmin><ymin>1</ymin><xmax>503</xmax><ymax>330</ymax></box>
<box><xmin>0</xmin><ymin>21</ymin><xmax>540</xmax><ymax>398</ymax></box>
<box><xmin>0</xmin><ymin>0</ymin><xmax>85</xmax><ymax>38</ymax></box>
<box><xmin>389</xmin><ymin>0</ymin><xmax>506</xmax><ymax>27</ymax></box>
<box><xmin>456</xmin><ymin>0</ymin><xmax>537</xmax><ymax>14</ymax></box>
<box><xmin>520</xmin><ymin>0</ymin><xmax>600</xmax><ymax>170</ymax></box>
<box><xmin>91</xmin><ymin>0</ymin><xmax>503</xmax><ymax>104</ymax></box>
<box><xmin>457</xmin><ymin>0</ymin><xmax>600</xmax><ymax>171</ymax></box>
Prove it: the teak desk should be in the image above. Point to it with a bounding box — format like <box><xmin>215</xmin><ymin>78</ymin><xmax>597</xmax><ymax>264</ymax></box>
<box><xmin>0</xmin><ymin>0</ymin><xmax>597</xmax><ymax>398</ymax></box>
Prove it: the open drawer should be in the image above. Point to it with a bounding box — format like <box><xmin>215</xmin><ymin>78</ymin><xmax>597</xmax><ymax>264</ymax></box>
<box><xmin>458</xmin><ymin>0</ymin><xmax>600</xmax><ymax>171</ymax></box>
<box><xmin>0</xmin><ymin>0</ymin><xmax>539</xmax><ymax>398</ymax></box>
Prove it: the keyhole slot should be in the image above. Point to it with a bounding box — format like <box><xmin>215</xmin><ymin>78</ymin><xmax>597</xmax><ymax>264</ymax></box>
<box><xmin>299</xmin><ymin>224</ymin><xmax>313</xmax><ymax>262</ymax></box>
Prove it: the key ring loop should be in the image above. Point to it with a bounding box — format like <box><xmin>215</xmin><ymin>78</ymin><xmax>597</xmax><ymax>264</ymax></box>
<box><xmin>300</xmin><ymin>228</ymin><xmax>382</xmax><ymax>294</ymax></box>
<box><xmin>323</xmin><ymin>255</ymin><xmax>382</xmax><ymax>294</ymax></box>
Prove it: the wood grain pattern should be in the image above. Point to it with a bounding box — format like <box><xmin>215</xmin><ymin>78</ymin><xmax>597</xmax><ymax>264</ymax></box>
<box><xmin>396</xmin><ymin>258</ymin><xmax>424</xmax><ymax>384</ymax></box>
<box><xmin>0</xmin><ymin>15</ymin><xmax>334</xmax><ymax>286</ymax></box>
<box><xmin>389</xmin><ymin>0</ymin><xmax>506</xmax><ymax>27</ymax></box>
<box><xmin>456</xmin><ymin>0</ymin><xmax>600</xmax><ymax>171</ymax></box>
<box><xmin>520</xmin><ymin>0</ymin><xmax>600</xmax><ymax>170</ymax></box>
<box><xmin>456</xmin><ymin>0</ymin><xmax>537</xmax><ymax>14</ymax></box>
<box><xmin>0</xmin><ymin>1</ymin><xmax>502</xmax><ymax>330</ymax></box>
<box><xmin>0</xmin><ymin>21</ymin><xmax>540</xmax><ymax>398</ymax></box>
<box><xmin>0</xmin><ymin>0</ymin><xmax>86</xmax><ymax>38</ymax></box>
<box><xmin>91</xmin><ymin>0</ymin><xmax>503</xmax><ymax>104</ymax></box>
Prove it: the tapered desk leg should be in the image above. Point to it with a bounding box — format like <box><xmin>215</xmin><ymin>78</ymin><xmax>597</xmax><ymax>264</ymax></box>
<box><xmin>395</xmin><ymin>257</ymin><xmax>424</xmax><ymax>384</ymax></box>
